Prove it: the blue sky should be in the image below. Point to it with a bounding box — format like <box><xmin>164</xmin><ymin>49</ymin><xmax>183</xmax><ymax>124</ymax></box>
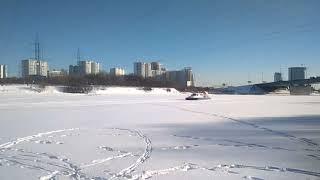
<box><xmin>0</xmin><ymin>0</ymin><xmax>319</xmax><ymax>86</ymax></box>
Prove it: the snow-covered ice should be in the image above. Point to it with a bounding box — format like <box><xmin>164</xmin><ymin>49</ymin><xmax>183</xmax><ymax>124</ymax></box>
<box><xmin>0</xmin><ymin>85</ymin><xmax>320</xmax><ymax>179</ymax></box>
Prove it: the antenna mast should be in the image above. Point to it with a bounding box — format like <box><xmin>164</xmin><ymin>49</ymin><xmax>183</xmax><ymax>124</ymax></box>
<box><xmin>35</xmin><ymin>33</ymin><xmax>40</xmax><ymax>60</ymax></box>
<box><xmin>77</xmin><ymin>48</ymin><xmax>81</xmax><ymax>64</ymax></box>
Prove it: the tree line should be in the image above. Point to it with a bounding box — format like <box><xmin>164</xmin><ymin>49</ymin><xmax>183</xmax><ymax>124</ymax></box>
<box><xmin>0</xmin><ymin>74</ymin><xmax>194</xmax><ymax>91</ymax></box>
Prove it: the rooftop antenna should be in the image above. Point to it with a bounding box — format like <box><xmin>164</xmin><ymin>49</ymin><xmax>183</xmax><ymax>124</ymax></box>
<box><xmin>35</xmin><ymin>33</ymin><xmax>40</xmax><ymax>60</ymax></box>
<box><xmin>41</xmin><ymin>42</ymin><xmax>44</xmax><ymax>60</ymax></box>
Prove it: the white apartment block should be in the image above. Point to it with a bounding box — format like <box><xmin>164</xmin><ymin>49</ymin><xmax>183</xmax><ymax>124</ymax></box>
<box><xmin>37</xmin><ymin>61</ymin><xmax>48</xmax><ymax>77</ymax></box>
<box><xmin>134</xmin><ymin>62</ymin><xmax>146</xmax><ymax>78</ymax></box>
<box><xmin>21</xmin><ymin>59</ymin><xmax>48</xmax><ymax>77</ymax></box>
<box><xmin>0</xmin><ymin>64</ymin><xmax>8</xmax><ymax>78</ymax></box>
<box><xmin>91</xmin><ymin>61</ymin><xmax>100</xmax><ymax>75</ymax></box>
<box><xmin>145</xmin><ymin>63</ymin><xmax>152</xmax><ymax>78</ymax></box>
<box><xmin>78</xmin><ymin>61</ymin><xmax>92</xmax><ymax>75</ymax></box>
<box><xmin>70</xmin><ymin>60</ymin><xmax>100</xmax><ymax>76</ymax></box>
<box><xmin>134</xmin><ymin>61</ymin><xmax>164</xmax><ymax>78</ymax></box>
<box><xmin>166</xmin><ymin>67</ymin><xmax>195</xmax><ymax>88</ymax></box>
<box><xmin>110</xmin><ymin>68</ymin><xmax>125</xmax><ymax>76</ymax></box>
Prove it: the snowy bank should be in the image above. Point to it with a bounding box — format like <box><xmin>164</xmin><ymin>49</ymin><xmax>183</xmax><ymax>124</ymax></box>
<box><xmin>0</xmin><ymin>85</ymin><xmax>181</xmax><ymax>95</ymax></box>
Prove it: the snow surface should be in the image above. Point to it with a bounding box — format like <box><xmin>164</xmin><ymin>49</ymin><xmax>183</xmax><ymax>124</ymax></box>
<box><xmin>0</xmin><ymin>85</ymin><xmax>320</xmax><ymax>180</ymax></box>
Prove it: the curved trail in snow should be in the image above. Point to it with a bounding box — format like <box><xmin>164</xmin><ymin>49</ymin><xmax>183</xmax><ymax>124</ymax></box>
<box><xmin>0</xmin><ymin>128</ymin><xmax>85</xmax><ymax>179</ymax></box>
<box><xmin>109</xmin><ymin>128</ymin><xmax>152</xmax><ymax>179</ymax></box>
<box><xmin>0</xmin><ymin>128</ymin><xmax>79</xmax><ymax>149</ymax></box>
<box><xmin>0</xmin><ymin>128</ymin><xmax>152</xmax><ymax>180</ymax></box>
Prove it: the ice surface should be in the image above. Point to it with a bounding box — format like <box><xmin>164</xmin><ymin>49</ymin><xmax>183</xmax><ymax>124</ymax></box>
<box><xmin>0</xmin><ymin>85</ymin><xmax>319</xmax><ymax>179</ymax></box>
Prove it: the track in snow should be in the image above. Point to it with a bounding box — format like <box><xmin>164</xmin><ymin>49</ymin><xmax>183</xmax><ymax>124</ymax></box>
<box><xmin>130</xmin><ymin>162</ymin><xmax>320</xmax><ymax>179</ymax></box>
<box><xmin>142</xmin><ymin>103</ymin><xmax>320</xmax><ymax>179</ymax></box>
<box><xmin>151</xmin><ymin>103</ymin><xmax>320</xmax><ymax>151</ymax></box>
<box><xmin>0</xmin><ymin>128</ymin><xmax>152</xmax><ymax>180</ymax></box>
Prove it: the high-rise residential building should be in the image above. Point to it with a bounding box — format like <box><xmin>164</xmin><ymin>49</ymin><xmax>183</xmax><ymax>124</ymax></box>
<box><xmin>151</xmin><ymin>62</ymin><xmax>161</xmax><ymax>71</ymax></box>
<box><xmin>288</xmin><ymin>67</ymin><xmax>306</xmax><ymax>81</ymax></box>
<box><xmin>145</xmin><ymin>63</ymin><xmax>152</xmax><ymax>78</ymax></box>
<box><xmin>110</xmin><ymin>68</ymin><xmax>125</xmax><ymax>76</ymax></box>
<box><xmin>22</xmin><ymin>59</ymin><xmax>37</xmax><ymax>77</ymax></box>
<box><xmin>134</xmin><ymin>62</ymin><xmax>146</xmax><ymax>78</ymax></box>
<box><xmin>78</xmin><ymin>61</ymin><xmax>92</xmax><ymax>75</ymax></box>
<box><xmin>165</xmin><ymin>71</ymin><xmax>177</xmax><ymax>82</ymax></box>
<box><xmin>183</xmin><ymin>67</ymin><xmax>195</xmax><ymax>87</ymax></box>
<box><xmin>69</xmin><ymin>65</ymin><xmax>80</xmax><ymax>76</ymax></box>
<box><xmin>37</xmin><ymin>61</ymin><xmax>49</xmax><ymax>77</ymax></box>
<box><xmin>274</xmin><ymin>72</ymin><xmax>282</xmax><ymax>82</ymax></box>
<box><xmin>166</xmin><ymin>67</ymin><xmax>195</xmax><ymax>88</ymax></box>
<box><xmin>0</xmin><ymin>64</ymin><xmax>8</xmax><ymax>79</ymax></box>
<box><xmin>21</xmin><ymin>59</ymin><xmax>48</xmax><ymax>78</ymax></box>
<box><xmin>91</xmin><ymin>61</ymin><xmax>100</xmax><ymax>75</ymax></box>
<box><xmin>151</xmin><ymin>69</ymin><xmax>162</xmax><ymax>77</ymax></box>
<box><xmin>69</xmin><ymin>60</ymin><xmax>100</xmax><ymax>76</ymax></box>
<box><xmin>150</xmin><ymin>61</ymin><xmax>165</xmax><ymax>79</ymax></box>
<box><xmin>134</xmin><ymin>61</ymin><xmax>166</xmax><ymax>79</ymax></box>
<box><xmin>134</xmin><ymin>61</ymin><xmax>194</xmax><ymax>87</ymax></box>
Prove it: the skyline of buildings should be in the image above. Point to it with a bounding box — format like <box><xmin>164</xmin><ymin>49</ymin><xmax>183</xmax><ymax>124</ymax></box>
<box><xmin>134</xmin><ymin>61</ymin><xmax>194</xmax><ymax>87</ymax></box>
<box><xmin>1</xmin><ymin>33</ymin><xmax>194</xmax><ymax>88</ymax></box>
<box><xmin>1</xmin><ymin>55</ymin><xmax>319</xmax><ymax>86</ymax></box>
<box><xmin>14</xmin><ymin>53</ymin><xmax>196</xmax><ymax>88</ymax></box>
<box><xmin>0</xmin><ymin>50</ymin><xmax>316</xmax><ymax>88</ymax></box>
<box><xmin>15</xmin><ymin>57</ymin><xmax>196</xmax><ymax>88</ymax></box>
<box><xmin>1</xmin><ymin>58</ymin><xmax>315</xmax><ymax>88</ymax></box>
<box><xmin>0</xmin><ymin>36</ymin><xmax>315</xmax><ymax>87</ymax></box>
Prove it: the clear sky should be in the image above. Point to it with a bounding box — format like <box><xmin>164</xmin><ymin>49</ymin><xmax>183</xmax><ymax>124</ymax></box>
<box><xmin>0</xmin><ymin>0</ymin><xmax>319</xmax><ymax>86</ymax></box>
